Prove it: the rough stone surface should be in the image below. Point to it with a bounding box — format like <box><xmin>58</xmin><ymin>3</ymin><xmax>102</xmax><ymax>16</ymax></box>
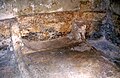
<box><xmin>23</xmin><ymin>46</ymin><xmax>120</xmax><ymax>78</ymax></box>
<box><xmin>110</xmin><ymin>0</ymin><xmax>120</xmax><ymax>15</ymax></box>
<box><xmin>0</xmin><ymin>0</ymin><xmax>120</xmax><ymax>78</ymax></box>
<box><xmin>0</xmin><ymin>0</ymin><xmax>108</xmax><ymax>20</ymax></box>
<box><xmin>0</xmin><ymin>19</ymin><xmax>20</xmax><ymax>78</ymax></box>
<box><xmin>16</xmin><ymin>10</ymin><xmax>105</xmax><ymax>54</ymax></box>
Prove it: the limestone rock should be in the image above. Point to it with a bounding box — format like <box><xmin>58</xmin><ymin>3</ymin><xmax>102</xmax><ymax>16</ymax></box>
<box><xmin>22</xmin><ymin>46</ymin><xmax>120</xmax><ymax>78</ymax></box>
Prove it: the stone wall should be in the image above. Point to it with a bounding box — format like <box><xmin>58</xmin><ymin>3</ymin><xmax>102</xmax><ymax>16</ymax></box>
<box><xmin>0</xmin><ymin>0</ymin><xmax>120</xmax><ymax>78</ymax></box>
